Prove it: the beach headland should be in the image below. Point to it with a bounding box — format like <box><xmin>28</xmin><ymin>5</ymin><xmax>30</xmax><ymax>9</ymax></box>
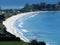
<box><xmin>3</xmin><ymin>11</ymin><xmax>48</xmax><ymax>42</ymax></box>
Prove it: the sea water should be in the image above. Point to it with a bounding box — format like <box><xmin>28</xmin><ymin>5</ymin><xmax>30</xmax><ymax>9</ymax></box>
<box><xmin>14</xmin><ymin>11</ymin><xmax>60</xmax><ymax>45</ymax></box>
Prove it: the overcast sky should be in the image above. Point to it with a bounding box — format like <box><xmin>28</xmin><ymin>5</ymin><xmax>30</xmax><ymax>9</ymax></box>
<box><xmin>0</xmin><ymin>0</ymin><xmax>60</xmax><ymax>9</ymax></box>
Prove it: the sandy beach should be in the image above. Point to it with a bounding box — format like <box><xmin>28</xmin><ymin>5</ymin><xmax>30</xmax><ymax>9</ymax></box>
<box><xmin>3</xmin><ymin>11</ymin><xmax>47</xmax><ymax>42</ymax></box>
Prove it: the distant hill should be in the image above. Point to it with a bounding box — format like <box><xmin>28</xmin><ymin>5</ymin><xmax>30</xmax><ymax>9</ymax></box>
<box><xmin>20</xmin><ymin>2</ymin><xmax>60</xmax><ymax>12</ymax></box>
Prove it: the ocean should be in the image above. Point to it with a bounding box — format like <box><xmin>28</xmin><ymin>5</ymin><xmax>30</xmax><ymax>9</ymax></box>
<box><xmin>14</xmin><ymin>11</ymin><xmax>60</xmax><ymax>45</ymax></box>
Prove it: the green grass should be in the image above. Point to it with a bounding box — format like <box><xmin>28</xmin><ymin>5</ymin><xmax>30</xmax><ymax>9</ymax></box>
<box><xmin>0</xmin><ymin>41</ymin><xmax>29</xmax><ymax>45</ymax></box>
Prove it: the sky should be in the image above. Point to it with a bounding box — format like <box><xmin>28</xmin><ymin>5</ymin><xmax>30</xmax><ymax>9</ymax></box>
<box><xmin>0</xmin><ymin>0</ymin><xmax>60</xmax><ymax>9</ymax></box>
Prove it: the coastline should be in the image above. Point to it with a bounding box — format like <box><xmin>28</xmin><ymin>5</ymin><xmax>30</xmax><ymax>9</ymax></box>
<box><xmin>3</xmin><ymin>11</ymin><xmax>48</xmax><ymax>42</ymax></box>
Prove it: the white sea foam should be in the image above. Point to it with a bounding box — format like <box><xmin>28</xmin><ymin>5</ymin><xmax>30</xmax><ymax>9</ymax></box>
<box><xmin>46</xmin><ymin>42</ymin><xmax>52</xmax><ymax>45</ymax></box>
<box><xmin>21</xmin><ymin>29</ymin><xmax>28</xmax><ymax>32</ymax></box>
<box><xmin>3</xmin><ymin>11</ymin><xmax>48</xmax><ymax>42</ymax></box>
<box><xmin>18</xmin><ymin>22</ymin><xmax>23</xmax><ymax>28</ymax></box>
<box><xmin>46</xmin><ymin>43</ymin><xmax>50</xmax><ymax>45</ymax></box>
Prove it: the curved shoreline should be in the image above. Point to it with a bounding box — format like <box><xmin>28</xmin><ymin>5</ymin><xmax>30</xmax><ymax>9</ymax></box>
<box><xmin>3</xmin><ymin>11</ymin><xmax>47</xmax><ymax>42</ymax></box>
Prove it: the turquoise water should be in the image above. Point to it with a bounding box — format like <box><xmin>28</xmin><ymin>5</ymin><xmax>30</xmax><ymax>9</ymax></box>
<box><xmin>14</xmin><ymin>11</ymin><xmax>60</xmax><ymax>45</ymax></box>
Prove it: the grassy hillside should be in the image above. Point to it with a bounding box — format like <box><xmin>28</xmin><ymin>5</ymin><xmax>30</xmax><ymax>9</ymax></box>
<box><xmin>0</xmin><ymin>41</ymin><xmax>28</xmax><ymax>45</ymax></box>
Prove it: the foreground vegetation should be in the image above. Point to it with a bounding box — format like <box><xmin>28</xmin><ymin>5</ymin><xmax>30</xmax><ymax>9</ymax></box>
<box><xmin>0</xmin><ymin>41</ymin><xmax>28</xmax><ymax>45</ymax></box>
<box><xmin>0</xmin><ymin>40</ymin><xmax>46</xmax><ymax>45</ymax></box>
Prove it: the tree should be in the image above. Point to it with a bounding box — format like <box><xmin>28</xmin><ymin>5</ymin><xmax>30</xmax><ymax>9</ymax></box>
<box><xmin>46</xmin><ymin>4</ymin><xmax>52</xmax><ymax>11</ymax></box>
<box><xmin>0</xmin><ymin>7</ymin><xmax>1</xmax><ymax>10</ymax></box>
<box><xmin>29</xmin><ymin>40</ymin><xmax>38</xmax><ymax>45</ymax></box>
<box><xmin>58</xmin><ymin>2</ymin><xmax>60</xmax><ymax>5</ymax></box>
<box><xmin>21</xmin><ymin>3</ymin><xmax>32</xmax><ymax>12</ymax></box>
<box><xmin>52</xmin><ymin>4</ymin><xmax>57</xmax><ymax>11</ymax></box>
<box><xmin>39</xmin><ymin>2</ymin><xmax>46</xmax><ymax>10</ymax></box>
<box><xmin>38</xmin><ymin>41</ymin><xmax>46</xmax><ymax>45</ymax></box>
<box><xmin>24</xmin><ymin>3</ymin><xmax>30</xmax><ymax>8</ymax></box>
<box><xmin>29</xmin><ymin>40</ymin><xmax>46</xmax><ymax>45</ymax></box>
